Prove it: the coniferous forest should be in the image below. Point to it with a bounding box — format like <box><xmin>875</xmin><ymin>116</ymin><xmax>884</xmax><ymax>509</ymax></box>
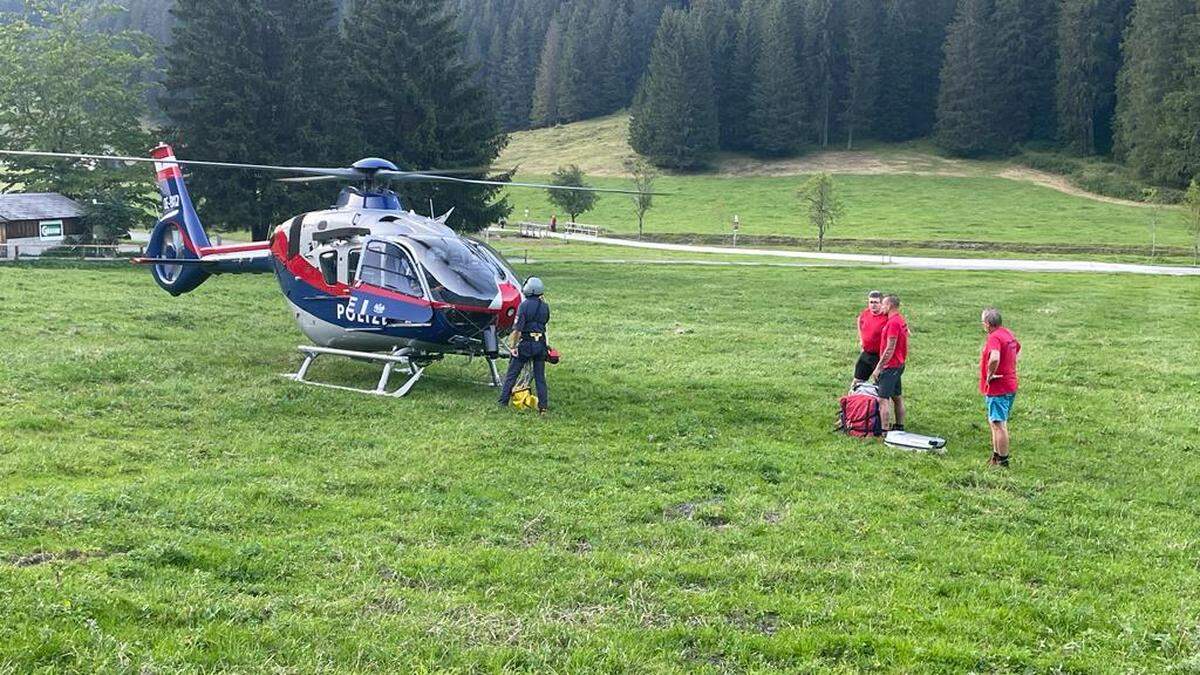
<box><xmin>460</xmin><ymin>0</ymin><xmax>1199</xmax><ymax>189</ymax></box>
<box><xmin>2</xmin><ymin>0</ymin><xmax>1198</xmax><ymax>228</ymax></box>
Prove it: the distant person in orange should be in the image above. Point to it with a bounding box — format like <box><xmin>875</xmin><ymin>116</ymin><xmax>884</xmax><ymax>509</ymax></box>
<box><xmin>870</xmin><ymin>294</ymin><xmax>908</xmax><ymax>431</ymax></box>
<box><xmin>980</xmin><ymin>307</ymin><xmax>1021</xmax><ymax>467</ymax></box>
<box><xmin>854</xmin><ymin>290</ymin><xmax>888</xmax><ymax>386</ymax></box>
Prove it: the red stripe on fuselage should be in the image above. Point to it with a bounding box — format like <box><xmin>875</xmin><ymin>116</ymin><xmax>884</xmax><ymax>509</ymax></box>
<box><xmin>163</xmin><ymin>221</ymin><xmax>201</xmax><ymax>255</ymax></box>
<box><xmin>156</xmin><ymin>165</ymin><xmax>182</xmax><ymax>181</ymax></box>
<box><xmin>353</xmin><ymin>281</ymin><xmax>434</xmax><ymax>307</ymax></box>
<box><xmin>282</xmin><ymin>247</ymin><xmax>352</xmax><ymax>296</ymax></box>
<box><xmin>271</xmin><ymin>229</ymin><xmax>499</xmax><ymax>317</ymax></box>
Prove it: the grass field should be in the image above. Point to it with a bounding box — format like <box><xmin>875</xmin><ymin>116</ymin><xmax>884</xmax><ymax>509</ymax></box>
<box><xmin>499</xmin><ymin>114</ymin><xmax>1194</xmax><ymax>254</ymax></box>
<box><xmin>486</xmin><ymin>234</ymin><xmax>1198</xmax><ymax>267</ymax></box>
<box><xmin>503</xmin><ymin>173</ymin><xmax>1194</xmax><ymax>251</ymax></box>
<box><xmin>2</xmin><ymin>259</ymin><xmax>1199</xmax><ymax>671</ymax></box>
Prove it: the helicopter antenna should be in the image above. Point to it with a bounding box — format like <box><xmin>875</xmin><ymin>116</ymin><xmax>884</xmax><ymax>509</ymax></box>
<box><xmin>429</xmin><ymin>198</ymin><xmax>435</xmax><ymax>217</ymax></box>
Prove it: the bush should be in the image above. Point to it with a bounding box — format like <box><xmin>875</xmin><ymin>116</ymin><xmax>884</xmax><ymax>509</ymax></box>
<box><xmin>1018</xmin><ymin>151</ymin><xmax>1184</xmax><ymax>204</ymax></box>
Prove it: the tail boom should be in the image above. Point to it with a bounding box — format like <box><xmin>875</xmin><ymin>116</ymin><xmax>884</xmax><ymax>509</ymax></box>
<box><xmin>142</xmin><ymin>143</ymin><xmax>271</xmax><ymax>294</ymax></box>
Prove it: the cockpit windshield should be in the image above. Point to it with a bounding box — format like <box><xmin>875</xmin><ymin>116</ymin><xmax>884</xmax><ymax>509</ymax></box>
<box><xmin>406</xmin><ymin>235</ymin><xmax>501</xmax><ymax>307</ymax></box>
<box><xmin>464</xmin><ymin>238</ymin><xmax>518</xmax><ymax>285</ymax></box>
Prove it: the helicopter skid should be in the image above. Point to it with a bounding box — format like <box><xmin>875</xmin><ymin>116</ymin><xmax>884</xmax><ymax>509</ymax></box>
<box><xmin>283</xmin><ymin>345</ymin><xmax>425</xmax><ymax>398</ymax></box>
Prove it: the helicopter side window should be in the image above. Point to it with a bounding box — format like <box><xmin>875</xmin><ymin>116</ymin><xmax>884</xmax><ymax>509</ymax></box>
<box><xmin>346</xmin><ymin>249</ymin><xmax>361</xmax><ymax>285</ymax></box>
<box><xmin>359</xmin><ymin>240</ymin><xmax>423</xmax><ymax>297</ymax></box>
<box><xmin>318</xmin><ymin>250</ymin><xmax>339</xmax><ymax>286</ymax></box>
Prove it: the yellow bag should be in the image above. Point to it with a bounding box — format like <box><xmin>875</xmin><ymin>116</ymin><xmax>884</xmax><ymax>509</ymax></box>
<box><xmin>509</xmin><ymin>364</ymin><xmax>539</xmax><ymax>411</ymax></box>
<box><xmin>510</xmin><ymin>386</ymin><xmax>539</xmax><ymax>411</ymax></box>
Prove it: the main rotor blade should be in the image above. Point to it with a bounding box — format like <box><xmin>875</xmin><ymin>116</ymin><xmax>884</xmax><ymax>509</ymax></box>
<box><xmin>0</xmin><ymin>149</ymin><xmax>360</xmax><ymax>178</ymax></box>
<box><xmin>276</xmin><ymin>175</ymin><xmax>345</xmax><ymax>184</ymax></box>
<box><xmin>2</xmin><ymin>148</ymin><xmax>670</xmax><ymax>194</ymax></box>
<box><xmin>380</xmin><ymin>172</ymin><xmax>670</xmax><ymax>196</ymax></box>
<box><xmin>275</xmin><ymin>167</ymin><xmax>495</xmax><ymax>184</ymax></box>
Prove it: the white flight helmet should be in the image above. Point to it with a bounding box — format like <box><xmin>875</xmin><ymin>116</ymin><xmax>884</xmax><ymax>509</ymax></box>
<box><xmin>523</xmin><ymin>277</ymin><xmax>545</xmax><ymax>296</ymax></box>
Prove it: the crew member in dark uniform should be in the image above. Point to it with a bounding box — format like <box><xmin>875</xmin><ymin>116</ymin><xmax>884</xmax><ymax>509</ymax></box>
<box><xmin>497</xmin><ymin>277</ymin><xmax>551</xmax><ymax>413</ymax></box>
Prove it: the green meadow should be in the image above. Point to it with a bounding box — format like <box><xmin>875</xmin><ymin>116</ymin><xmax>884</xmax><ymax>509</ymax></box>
<box><xmin>503</xmin><ymin>172</ymin><xmax>1193</xmax><ymax>250</ymax></box>
<box><xmin>2</xmin><ymin>257</ymin><xmax>1198</xmax><ymax>672</ymax></box>
<box><xmin>497</xmin><ymin>113</ymin><xmax>1194</xmax><ymax>255</ymax></box>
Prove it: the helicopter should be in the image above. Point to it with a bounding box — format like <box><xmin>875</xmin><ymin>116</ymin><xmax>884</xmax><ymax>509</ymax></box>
<box><xmin>1</xmin><ymin>145</ymin><xmax>646</xmax><ymax>397</ymax></box>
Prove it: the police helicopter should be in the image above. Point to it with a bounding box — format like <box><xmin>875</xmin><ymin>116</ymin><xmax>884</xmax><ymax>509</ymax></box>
<box><xmin>1</xmin><ymin>145</ymin><xmax>645</xmax><ymax>397</ymax></box>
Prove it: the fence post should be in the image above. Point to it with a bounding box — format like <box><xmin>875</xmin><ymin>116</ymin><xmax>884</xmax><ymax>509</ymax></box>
<box><xmin>13</xmin><ymin>245</ymin><xmax>18</xmax><ymax>261</ymax></box>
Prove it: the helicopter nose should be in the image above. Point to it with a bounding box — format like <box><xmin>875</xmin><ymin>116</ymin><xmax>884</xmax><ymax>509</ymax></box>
<box><xmin>496</xmin><ymin>281</ymin><xmax>521</xmax><ymax>329</ymax></box>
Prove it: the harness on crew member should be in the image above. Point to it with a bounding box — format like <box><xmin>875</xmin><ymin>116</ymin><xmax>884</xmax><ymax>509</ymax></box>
<box><xmin>516</xmin><ymin>296</ymin><xmax>550</xmax><ymax>357</ymax></box>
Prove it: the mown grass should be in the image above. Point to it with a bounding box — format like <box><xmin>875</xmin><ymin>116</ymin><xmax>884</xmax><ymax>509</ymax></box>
<box><xmin>487</xmin><ymin>235</ymin><xmax>1200</xmax><ymax>268</ymax></box>
<box><xmin>1</xmin><ymin>261</ymin><xmax>1198</xmax><ymax>672</ymax></box>
<box><xmin>504</xmin><ymin>172</ymin><xmax>1192</xmax><ymax>250</ymax></box>
<box><xmin>498</xmin><ymin>113</ymin><xmax>1190</xmax><ymax>253</ymax></box>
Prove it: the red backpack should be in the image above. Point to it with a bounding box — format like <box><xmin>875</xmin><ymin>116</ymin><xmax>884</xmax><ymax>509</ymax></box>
<box><xmin>838</xmin><ymin>389</ymin><xmax>883</xmax><ymax>437</ymax></box>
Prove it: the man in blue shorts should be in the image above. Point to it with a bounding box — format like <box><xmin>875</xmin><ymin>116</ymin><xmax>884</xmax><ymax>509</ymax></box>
<box><xmin>980</xmin><ymin>307</ymin><xmax>1021</xmax><ymax>467</ymax></box>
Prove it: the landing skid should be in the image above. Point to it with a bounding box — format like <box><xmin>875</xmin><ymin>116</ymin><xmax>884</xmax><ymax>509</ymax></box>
<box><xmin>283</xmin><ymin>345</ymin><xmax>425</xmax><ymax>397</ymax></box>
<box><xmin>283</xmin><ymin>345</ymin><xmax>504</xmax><ymax>397</ymax></box>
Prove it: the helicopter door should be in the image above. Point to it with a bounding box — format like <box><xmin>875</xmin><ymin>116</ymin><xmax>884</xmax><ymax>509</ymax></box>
<box><xmin>349</xmin><ymin>238</ymin><xmax>434</xmax><ymax>327</ymax></box>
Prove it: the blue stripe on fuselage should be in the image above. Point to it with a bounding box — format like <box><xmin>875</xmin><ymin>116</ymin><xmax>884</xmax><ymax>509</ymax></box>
<box><xmin>272</xmin><ymin>261</ymin><xmax>467</xmax><ymax>346</ymax></box>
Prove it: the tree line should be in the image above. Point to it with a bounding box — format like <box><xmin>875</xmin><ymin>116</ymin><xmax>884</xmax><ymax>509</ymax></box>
<box><xmin>1</xmin><ymin>0</ymin><xmax>508</xmax><ymax>238</ymax></box>
<box><xmin>4</xmin><ymin>0</ymin><xmax>1198</xmax><ymax>240</ymax></box>
<box><xmin>630</xmin><ymin>0</ymin><xmax>959</xmax><ymax>167</ymax></box>
<box><xmin>455</xmin><ymin>0</ymin><xmax>676</xmax><ymax>131</ymax></box>
<box><xmin>628</xmin><ymin>0</ymin><xmax>1200</xmax><ymax>191</ymax></box>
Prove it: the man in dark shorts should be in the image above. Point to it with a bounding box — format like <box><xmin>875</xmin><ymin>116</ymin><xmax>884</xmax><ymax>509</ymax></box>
<box><xmin>854</xmin><ymin>290</ymin><xmax>888</xmax><ymax>385</ymax></box>
<box><xmin>980</xmin><ymin>307</ymin><xmax>1021</xmax><ymax>467</ymax></box>
<box><xmin>870</xmin><ymin>294</ymin><xmax>908</xmax><ymax>431</ymax></box>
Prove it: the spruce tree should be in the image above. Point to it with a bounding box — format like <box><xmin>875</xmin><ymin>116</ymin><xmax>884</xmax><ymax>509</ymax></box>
<box><xmin>484</xmin><ymin>21</ymin><xmax>506</xmax><ymax>95</ymax></box>
<box><xmin>343</xmin><ymin>0</ymin><xmax>509</xmax><ymax>231</ymax></box>
<box><xmin>1115</xmin><ymin>0</ymin><xmax>1200</xmax><ymax>186</ymax></box>
<box><xmin>749</xmin><ymin>0</ymin><xmax>805</xmax><ymax>155</ymax></box>
<box><xmin>803</xmin><ymin>0</ymin><xmax>849</xmax><ymax>148</ymax></box>
<box><xmin>726</xmin><ymin>0</ymin><xmax>765</xmax><ymax>151</ymax></box>
<box><xmin>602</xmin><ymin>2</ymin><xmax>634</xmax><ymax>111</ymax></box>
<box><xmin>529</xmin><ymin>14</ymin><xmax>563</xmax><ymax>126</ymax></box>
<box><xmin>629</xmin><ymin>9</ymin><xmax>718</xmax><ymax>168</ymax></box>
<box><xmin>693</xmin><ymin>0</ymin><xmax>743</xmax><ymax>149</ymax></box>
<box><xmin>582</xmin><ymin>0</ymin><xmax>617</xmax><ymax>116</ymax></box>
<box><xmin>498</xmin><ymin>12</ymin><xmax>534</xmax><ymax>131</ymax></box>
<box><xmin>629</xmin><ymin>1</ymin><xmax>676</xmax><ymax>88</ymax></box>
<box><xmin>934</xmin><ymin>0</ymin><xmax>1008</xmax><ymax>156</ymax></box>
<box><xmin>165</xmin><ymin>0</ymin><xmax>348</xmax><ymax>238</ymax></box>
<box><xmin>1156</xmin><ymin>8</ymin><xmax>1200</xmax><ymax>187</ymax></box>
<box><xmin>555</xmin><ymin>2</ymin><xmax>591</xmax><ymax>123</ymax></box>
<box><xmin>1056</xmin><ymin>0</ymin><xmax>1133</xmax><ymax>155</ymax></box>
<box><xmin>878</xmin><ymin>0</ymin><xmax>957</xmax><ymax>140</ymax></box>
<box><xmin>992</xmin><ymin>0</ymin><xmax>1058</xmax><ymax>144</ymax></box>
<box><xmin>164</xmin><ymin>0</ymin><xmax>270</xmax><ymax>233</ymax></box>
<box><xmin>844</xmin><ymin>0</ymin><xmax>884</xmax><ymax>149</ymax></box>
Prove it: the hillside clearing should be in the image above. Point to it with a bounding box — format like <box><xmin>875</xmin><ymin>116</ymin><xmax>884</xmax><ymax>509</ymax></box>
<box><xmin>499</xmin><ymin>114</ymin><xmax>1155</xmax><ymax>210</ymax></box>
<box><xmin>501</xmin><ymin>173</ymin><xmax>1192</xmax><ymax>250</ymax></box>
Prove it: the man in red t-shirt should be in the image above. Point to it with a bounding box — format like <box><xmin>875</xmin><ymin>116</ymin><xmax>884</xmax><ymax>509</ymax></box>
<box><xmin>870</xmin><ymin>294</ymin><xmax>908</xmax><ymax>431</ymax></box>
<box><xmin>980</xmin><ymin>307</ymin><xmax>1021</xmax><ymax>467</ymax></box>
<box><xmin>853</xmin><ymin>290</ymin><xmax>888</xmax><ymax>385</ymax></box>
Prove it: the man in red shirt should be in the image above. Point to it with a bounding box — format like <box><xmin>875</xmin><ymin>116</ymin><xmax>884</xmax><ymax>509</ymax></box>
<box><xmin>870</xmin><ymin>294</ymin><xmax>908</xmax><ymax>431</ymax></box>
<box><xmin>980</xmin><ymin>307</ymin><xmax>1021</xmax><ymax>467</ymax></box>
<box><xmin>853</xmin><ymin>290</ymin><xmax>888</xmax><ymax>385</ymax></box>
